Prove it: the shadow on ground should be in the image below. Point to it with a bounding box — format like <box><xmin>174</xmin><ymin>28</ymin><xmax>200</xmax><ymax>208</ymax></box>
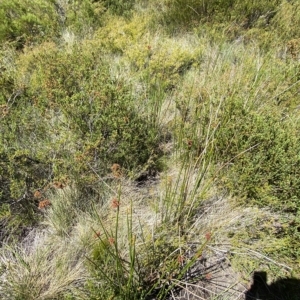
<box><xmin>245</xmin><ymin>271</ymin><xmax>300</xmax><ymax>300</ymax></box>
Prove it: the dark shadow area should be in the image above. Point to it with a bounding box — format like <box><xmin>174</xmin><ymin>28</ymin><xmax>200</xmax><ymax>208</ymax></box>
<box><xmin>245</xmin><ymin>271</ymin><xmax>300</xmax><ymax>300</ymax></box>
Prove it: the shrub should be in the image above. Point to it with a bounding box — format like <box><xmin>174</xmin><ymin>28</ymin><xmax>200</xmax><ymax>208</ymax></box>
<box><xmin>94</xmin><ymin>14</ymin><xmax>147</xmax><ymax>54</ymax></box>
<box><xmin>0</xmin><ymin>41</ymin><xmax>162</xmax><ymax>240</ymax></box>
<box><xmin>212</xmin><ymin>100</ymin><xmax>300</xmax><ymax>213</ymax></box>
<box><xmin>102</xmin><ymin>0</ymin><xmax>135</xmax><ymax>16</ymax></box>
<box><xmin>63</xmin><ymin>0</ymin><xmax>105</xmax><ymax>38</ymax></box>
<box><xmin>157</xmin><ymin>0</ymin><xmax>280</xmax><ymax>33</ymax></box>
<box><xmin>178</xmin><ymin>91</ymin><xmax>300</xmax><ymax>213</ymax></box>
<box><xmin>125</xmin><ymin>37</ymin><xmax>200</xmax><ymax>90</ymax></box>
<box><xmin>270</xmin><ymin>0</ymin><xmax>300</xmax><ymax>41</ymax></box>
<box><xmin>22</xmin><ymin>42</ymin><xmax>161</xmax><ymax>175</ymax></box>
<box><xmin>0</xmin><ymin>0</ymin><xmax>59</xmax><ymax>48</ymax></box>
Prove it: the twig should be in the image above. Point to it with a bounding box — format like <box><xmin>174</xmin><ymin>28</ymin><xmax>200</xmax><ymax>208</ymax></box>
<box><xmin>87</xmin><ymin>163</ymin><xmax>117</xmax><ymax>195</ymax></box>
<box><xmin>246</xmin><ymin>249</ymin><xmax>292</xmax><ymax>271</ymax></box>
<box><xmin>171</xmin><ymin>279</ymin><xmax>216</xmax><ymax>298</ymax></box>
<box><xmin>272</xmin><ymin>79</ymin><xmax>300</xmax><ymax>102</ymax></box>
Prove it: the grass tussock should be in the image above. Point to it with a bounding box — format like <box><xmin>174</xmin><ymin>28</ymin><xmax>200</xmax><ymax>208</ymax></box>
<box><xmin>0</xmin><ymin>230</ymin><xmax>87</xmax><ymax>300</ymax></box>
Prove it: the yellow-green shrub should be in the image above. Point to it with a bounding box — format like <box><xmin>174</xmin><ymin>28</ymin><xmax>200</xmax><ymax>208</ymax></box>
<box><xmin>95</xmin><ymin>15</ymin><xmax>201</xmax><ymax>89</ymax></box>
<box><xmin>124</xmin><ymin>36</ymin><xmax>201</xmax><ymax>89</ymax></box>
<box><xmin>94</xmin><ymin>15</ymin><xmax>147</xmax><ymax>53</ymax></box>
<box><xmin>271</xmin><ymin>0</ymin><xmax>300</xmax><ymax>41</ymax></box>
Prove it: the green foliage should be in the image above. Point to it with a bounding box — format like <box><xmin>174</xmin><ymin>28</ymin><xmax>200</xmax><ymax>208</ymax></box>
<box><xmin>87</xmin><ymin>202</ymin><xmax>144</xmax><ymax>300</ymax></box>
<box><xmin>0</xmin><ymin>0</ymin><xmax>128</xmax><ymax>48</ymax></box>
<box><xmin>0</xmin><ymin>40</ymin><xmax>162</xmax><ymax>238</ymax></box>
<box><xmin>270</xmin><ymin>0</ymin><xmax>300</xmax><ymax>41</ymax></box>
<box><xmin>102</xmin><ymin>0</ymin><xmax>135</xmax><ymax>16</ymax></box>
<box><xmin>22</xmin><ymin>42</ymin><xmax>161</xmax><ymax>175</ymax></box>
<box><xmin>0</xmin><ymin>0</ymin><xmax>59</xmax><ymax>48</ymax></box>
<box><xmin>214</xmin><ymin>102</ymin><xmax>300</xmax><ymax>213</ymax></box>
<box><xmin>0</xmin><ymin>203</ymin><xmax>28</xmax><ymax>245</ymax></box>
<box><xmin>95</xmin><ymin>15</ymin><xmax>201</xmax><ymax>90</ymax></box>
<box><xmin>1</xmin><ymin>0</ymin><xmax>300</xmax><ymax>297</ymax></box>
<box><xmin>172</xmin><ymin>40</ymin><xmax>300</xmax><ymax>215</ymax></box>
<box><xmin>86</xmin><ymin>187</ymin><xmax>211</xmax><ymax>300</ymax></box>
<box><xmin>158</xmin><ymin>0</ymin><xmax>280</xmax><ymax>32</ymax></box>
<box><xmin>126</xmin><ymin>38</ymin><xmax>200</xmax><ymax>90</ymax></box>
<box><xmin>176</xmin><ymin>80</ymin><xmax>300</xmax><ymax>214</ymax></box>
<box><xmin>63</xmin><ymin>0</ymin><xmax>105</xmax><ymax>37</ymax></box>
<box><xmin>94</xmin><ymin>14</ymin><xmax>148</xmax><ymax>54</ymax></box>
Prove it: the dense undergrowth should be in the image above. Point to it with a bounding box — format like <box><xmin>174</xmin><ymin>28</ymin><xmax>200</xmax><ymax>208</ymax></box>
<box><xmin>0</xmin><ymin>0</ymin><xmax>300</xmax><ymax>299</ymax></box>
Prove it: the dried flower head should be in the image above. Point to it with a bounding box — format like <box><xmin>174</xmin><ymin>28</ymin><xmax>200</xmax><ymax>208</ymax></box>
<box><xmin>287</xmin><ymin>38</ymin><xmax>300</xmax><ymax>59</ymax></box>
<box><xmin>94</xmin><ymin>231</ymin><xmax>101</xmax><ymax>239</ymax></box>
<box><xmin>205</xmin><ymin>232</ymin><xmax>212</xmax><ymax>241</ymax></box>
<box><xmin>33</xmin><ymin>190</ymin><xmax>42</xmax><ymax>199</ymax></box>
<box><xmin>38</xmin><ymin>199</ymin><xmax>51</xmax><ymax>210</ymax></box>
<box><xmin>111</xmin><ymin>163</ymin><xmax>122</xmax><ymax>178</ymax></box>
<box><xmin>53</xmin><ymin>181</ymin><xmax>65</xmax><ymax>189</ymax></box>
<box><xmin>0</xmin><ymin>104</ymin><xmax>9</xmax><ymax>117</ymax></box>
<box><xmin>177</xmin><ymin>255</ymin><xmax>185</xmax><ymax>264</ymax></box>
<box><xmin>111</xmin><ymin>198</ymin><xmax>120</xmax><ymax>208</ymax></box>
<box><xmin>108</xmin><ymin>237</ymin><xmax>115</xmax><ymax>246</ymax></box>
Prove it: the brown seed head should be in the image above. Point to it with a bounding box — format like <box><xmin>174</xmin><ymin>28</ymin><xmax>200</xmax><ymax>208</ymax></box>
<box><xmin>33</xmin><ymin>190</ymin><xmax>42</xmax><ymax>199</ymax></box>
<box><xmin>111</xmin><ymin>198</ymin><xmax>120</xmax><ymax>208</ymax></box>
<box><xmin>94</xmin><ymin>231</ymin><xmax>101</xmax><ymax>239</ymax></box>
<box><xmin>38</xmin><ymin>199</ymin><xmax>51</xmax><ymax>210</ymax></box>
<box><xmin>205</xmin><ymin>232</ymin><xmax>211</xmax><ymax>241</ymax></box>
<box><xmin>108</xmin><ymin>237</ymin><xmax>115</xmax><ymax>245</ymax></box>
<box><xmin>177</xmin><ymin>255</ymin><xmax>185</xmax><ymax>264</ymax></box>
<box><xmin>111</xmin><ymin>163</ymin><xmax>122</xmax><ymax>178</ymax></box>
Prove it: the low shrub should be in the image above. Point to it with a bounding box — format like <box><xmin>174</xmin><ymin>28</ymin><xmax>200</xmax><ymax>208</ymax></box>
<box><xmin>0</xmin><ymin>0</ymin><xmax>59</xmax><ymax>48</ymax></box>
<box><xmin>157</xmin><ymin>0</ymin><xmax>280</xmax><ymax>33</ymax></box>
<box><xmin>214</xmin><ymin>101</ymin><xmax>300</xmax><ymax>213</ymax></box>
<box><xmin>96</xmin><ymin>16</ymin><xmax>199</xmax><ymax>90</ymax></box>
<box><xmin>102</xmin><ymin>0</ymin><xmax>135</xmax><ymax>16</ymax></box>
<box><xmin>178</xmin><ymin>91</ymin><xmax>300</xmax><ymax>214</ymax></box>
<box><xmin>0</xmin><ymin>41</ymin><xmax>162</xmax><ymax>239</ymax></box>
<box><xmin>270</xmin><ymin>0</ymin><xmax>300</xmax><ymax>41</ymax></box>
<box><xmin>63</xmin><ymin>0</ymin><xmax>105</xmax><ymax>38</ymax></box>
